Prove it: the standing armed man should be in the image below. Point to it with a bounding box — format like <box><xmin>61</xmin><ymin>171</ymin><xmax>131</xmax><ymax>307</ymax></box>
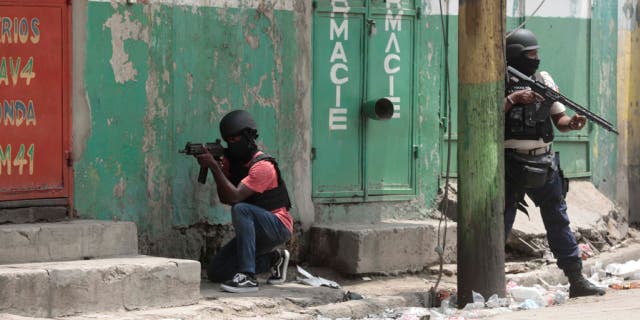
<box><xmin>503</xmin><ymin>28</ymin><xmax>605</xmax><ymax>298</ymax></box>
<box><xmin>196</xmin><ymin>109</ymin><xmax>292</xmax><ymax>293</ymax></box>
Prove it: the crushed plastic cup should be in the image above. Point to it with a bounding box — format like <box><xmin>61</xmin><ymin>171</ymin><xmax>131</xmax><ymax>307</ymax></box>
<box><xmin>486</xmin><ymin>294</ymin><xmax>510</xmax><ymax>308</ymax></box>
<box><xmin>508</xmin><ymin>285</ymin><xmax>547</xmax><ymax>307</ymax></box>
<box><xmin>472</xmin><ymin>290</ymin><xmax>485</xmax><ymax>304</ymax></box>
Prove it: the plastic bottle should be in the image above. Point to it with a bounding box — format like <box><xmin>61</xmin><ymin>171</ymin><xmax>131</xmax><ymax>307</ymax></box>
<box><xmin>605</xmin><ymin>259</ymin><xmax>640</xmax><ymax>278</ymax></box>
<box><xmin>509</xmin><ymin>286</ymin><xmax>547</xmax><ymax>307</ymax></box>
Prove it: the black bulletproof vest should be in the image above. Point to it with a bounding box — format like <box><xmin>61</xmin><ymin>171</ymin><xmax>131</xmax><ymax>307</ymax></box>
<box><xmin>228</xmin><ymin>153</ymin><xmax>292</xmax><ymax>211</ymax></box>
<box><xmin>505</xmin><ymin>73</ymin><xmax>554</xmax><ymax>143</ymax></box>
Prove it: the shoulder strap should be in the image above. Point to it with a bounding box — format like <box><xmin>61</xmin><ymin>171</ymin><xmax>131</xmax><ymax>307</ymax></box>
<box><xmin>248</xmin><ymin>153</ymin><xmax>275</xmax><ymax>167</ymax></box>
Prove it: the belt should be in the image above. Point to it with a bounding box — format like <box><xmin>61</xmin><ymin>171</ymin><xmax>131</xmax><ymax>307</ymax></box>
<box><xmin>507</xmin><ymin>146</ymin><xmax>551</xmax><ymax>156</ymax></box>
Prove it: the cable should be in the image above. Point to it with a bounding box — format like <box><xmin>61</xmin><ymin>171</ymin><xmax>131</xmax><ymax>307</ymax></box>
<box><xmin>506</xmin><ymin>0</ymin><xmax>547</xmax><ymax>37</ymax></box>
<box><xmin>432</xmin><ymin>0</ymin><xmax>453</xmax><ymax>295</ymax></box>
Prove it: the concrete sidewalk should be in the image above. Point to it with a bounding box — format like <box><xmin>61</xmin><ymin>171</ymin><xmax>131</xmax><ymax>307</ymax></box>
<box><xmin>3</xmin><ymin>237</ymin><xmax>638</xmax><ymax>320</ymax></box>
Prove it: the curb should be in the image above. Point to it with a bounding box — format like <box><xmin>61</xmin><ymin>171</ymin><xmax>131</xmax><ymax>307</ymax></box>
<box><xmin>305</xmin><ymin>295</ymin><xmax>414</xmax><ymax>319</ymax></box>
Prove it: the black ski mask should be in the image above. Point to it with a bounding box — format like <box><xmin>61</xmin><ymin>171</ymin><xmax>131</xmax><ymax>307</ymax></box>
<box><xmin>510</xmin><ymin>55</ymin><xmax>540</xmax><ymax>77</ymax></box>
<box><xmin>226</xmin><ymin>134</ymin><xmax>258</xmax><ymax>163</ymax></box>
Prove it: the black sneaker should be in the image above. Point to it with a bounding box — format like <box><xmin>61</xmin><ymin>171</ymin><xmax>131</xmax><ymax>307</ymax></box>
<box><xmin>221</xmin><ymin>273</ymin><xmax>259</xmax><ymax>293</ymax></box>
<box><xmin>267</xmin><ymin>249</ymin><xmax>290</xmax><ymax>285</ymax></box>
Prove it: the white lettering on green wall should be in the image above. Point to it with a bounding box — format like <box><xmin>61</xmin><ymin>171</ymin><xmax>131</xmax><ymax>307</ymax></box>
<box><xmin>385</xmin><ymin>0</ymin><xmax>402</xmax><ymax>118</ymax></box>
<box><xmin>329</xmin><ymin>0</ymin><xmax>350</xmax><ymax>130</ymax></box>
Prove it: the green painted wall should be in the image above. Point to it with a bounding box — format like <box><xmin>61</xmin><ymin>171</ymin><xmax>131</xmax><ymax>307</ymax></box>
<box><xmin>589</xmin><ymin>0</ymin><xmax>619</xmax><ymax>198</ymax></box>
<box><xmin>72</xmin><ymin>1</ymin><xmax>621</xmax><ymax>257</ymax></box>
<box><xmin>76</xmin><ymin>2</ymin><xmax>309</xmax><ymax>253</ymax></box>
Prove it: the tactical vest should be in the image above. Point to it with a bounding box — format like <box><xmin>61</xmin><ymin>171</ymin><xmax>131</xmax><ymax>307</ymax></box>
<box><xmin>505</xmin><ymin>72</ymin><xmax>554</xmax><ymax>143</ymax></box>
<box><xmin>228</xmin><ymin>153</ymin><xmax>292</xmax><ymax>211</ymax></box>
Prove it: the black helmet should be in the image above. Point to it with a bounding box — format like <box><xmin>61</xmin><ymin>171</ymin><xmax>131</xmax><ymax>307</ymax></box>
<box><xmin>506</xmin><ymin>29</ymin><xmax>539</xmax><ymax>62</ymax></box>
<box><xmin>219</xmin><ymin>110</ymin><xmax>258</xmax><ymax>139</ymax></box>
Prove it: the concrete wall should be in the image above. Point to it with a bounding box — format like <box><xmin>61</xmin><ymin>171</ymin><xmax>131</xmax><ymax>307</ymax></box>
<box><xmin>72</xmin><ymin>0</ymin><xmax>311</xmax><ymax>259</ymax></box>
<box><xmin>68</xmin><ymin>0</ymin><xmax>629</xmax><ymax>263</ymax></box>
<box><xmin>617</xmin><ymin>0</ymin><xmax>640</xmax><ymax>223</ymax></box>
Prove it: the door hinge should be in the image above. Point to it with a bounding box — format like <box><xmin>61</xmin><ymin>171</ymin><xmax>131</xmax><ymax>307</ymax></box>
<box><xmin>65</xmin><ymin>151</ymin><xmax>73</xmax><ymax>167</ymax></box>
<box><xmin>312</xmin><ymin>0</ymin><xmax>317</xmax><ymax>10</ymax></box>
<box><xmin>367</xmin><ymin>19</ymin><xmax>377</xmax><ymax>36</ymax></box>
<box><xmin>413</xmin><ymin>145</ymin><xmax>419</xmax><ymax>159</ymax></box>
<box><xmin>416</xmin><ymin>7</ymin><xmax>422</xmax><ymax>20</ymax></box>
<box><xmin>311</xmin><ymin>147</ymin><xmax>316</xmax><ymax>161</ymax></box>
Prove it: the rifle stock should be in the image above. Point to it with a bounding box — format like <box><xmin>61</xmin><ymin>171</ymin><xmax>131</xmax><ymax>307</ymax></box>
<box><xmin>507</xmin><ymin>66</ymin><xmax>618</xmax><ymax>135</ymax></box>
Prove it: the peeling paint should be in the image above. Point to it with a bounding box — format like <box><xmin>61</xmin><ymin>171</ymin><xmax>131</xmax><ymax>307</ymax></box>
<box><xmin>427</xmin><ymin>41</ymin><xmax>434</xmax><ymax>66</ymax></box>
<box><xmin>103</xmin><ymin>10</ymin><xmax>150</xmax><ymax>84</ymax></box>
<box><xmin>209</xmin><ymin>96</ymin><xmax>231</xmax><ymax>123</ymax></box>
<box><xmin>113</xmin><ymin>177</ymin><xmax>126</xmax><ymax>198</ymax></box>
<box><xmin>244</xmin><ymin>25</ymin><xmax>260</xmax><ymax>49</ymax></box>
<box><xmin>186</xmin><ymin>73</ymin><xmax>193</xmax><ymax>100</ymax></box>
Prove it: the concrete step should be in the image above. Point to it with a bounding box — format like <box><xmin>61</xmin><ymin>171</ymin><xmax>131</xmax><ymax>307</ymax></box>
<box><xmin>0</xmin><ymin>255</ymin><xmax>201</xmax><ymax>318</ymax></box>
<box><xmin>309</xmin><ymin>220</ymin><xmax>457</xmax><ymax>274</ymax></box>
<box><xmin>0</xmin><ymin>220</ymin><xmax>138</xmax><ymax>264</ymax></box>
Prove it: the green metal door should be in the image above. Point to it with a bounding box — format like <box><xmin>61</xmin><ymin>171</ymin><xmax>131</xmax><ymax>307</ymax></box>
<box><xmin>312</xmin><ymin>0</ymin><xmax>417</xmax><ymax>201</ymax></box>
<box><xmin>365</xmin><ymin>1</ymin><xmax>416</xmax><ymax>195</ymax></box>
<box><xmin>312</xmin><ymin>0</ymin><xmax>365</xmax><ymax>198</ymax></box>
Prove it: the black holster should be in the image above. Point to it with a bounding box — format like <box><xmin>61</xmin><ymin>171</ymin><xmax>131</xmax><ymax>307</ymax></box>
<box><xmin>505</xmin><ymin>151</ymin><xmax>557</xmax><ymax>189</ymax></box>
<box><xmin>557</xmin><ymin>152</ymin><xmax>569</xmax><ymax>198</ymax></box>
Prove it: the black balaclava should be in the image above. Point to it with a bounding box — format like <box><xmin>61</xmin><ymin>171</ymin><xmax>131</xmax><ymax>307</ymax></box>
<box><xmin>226</xmin><ymin>130</ymin><xmax>258</xmax><ymax>163</ymax></box>
<box><xmin>510</xmin><ymin>53</ymin><xmax>540</xmax><ymax>77</ymax></box>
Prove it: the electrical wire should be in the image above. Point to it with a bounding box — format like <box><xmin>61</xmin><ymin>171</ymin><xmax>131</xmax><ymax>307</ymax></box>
<box><xmin>506</xmin><ymin>0</ymin><xmax>547</xmax><ymax>37</ymax></box>
<box><xmin>432</xmin><ymin>0</ymin><xmax>453</xmax><ymax>294</ymax></box>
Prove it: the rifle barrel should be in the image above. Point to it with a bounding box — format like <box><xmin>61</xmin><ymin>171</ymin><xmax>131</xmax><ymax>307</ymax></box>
<box><xmin>507</xmin><ymin>66</ymin><xmax>619</xmax><ymax>135</ymax></box>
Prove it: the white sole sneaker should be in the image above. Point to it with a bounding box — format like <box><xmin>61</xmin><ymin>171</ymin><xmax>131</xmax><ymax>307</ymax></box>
<box><xmin>267</xmin><ymin>249</ymin><xmax>290</xmax><ymax>285</ymax></box>
<box><xmin>220</xmin><ymin>283</ymin><xmax>259</xmax><ymax>293</ymax></box>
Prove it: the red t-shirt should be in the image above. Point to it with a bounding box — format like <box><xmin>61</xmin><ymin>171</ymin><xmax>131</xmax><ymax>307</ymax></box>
<box><xmin>224</xmin><ymin>152</ymin><xmax>293</xmax><ymax>234</ymax></box>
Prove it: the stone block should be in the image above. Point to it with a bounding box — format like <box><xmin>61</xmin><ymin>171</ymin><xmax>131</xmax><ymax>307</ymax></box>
<box><xmin>309</xmin><ymin>220</ymin><xmax>457</xmax><ymax>274</ymax></box>
<box><xmin>0</xmin><ymin>256</ymin><xmax>201</xmax><ymax>317</ymax></box>
<box><xmin>0</xmin><ymin>220</ymin><xmax>138</xmax><ymax>264</ymax></box>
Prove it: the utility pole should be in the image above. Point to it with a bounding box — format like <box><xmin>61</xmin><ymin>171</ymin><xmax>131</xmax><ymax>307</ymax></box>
<box><xmin>456</xmin><ymin>0</ymin><xmax>506</xmax><ymax>305</ymax></box>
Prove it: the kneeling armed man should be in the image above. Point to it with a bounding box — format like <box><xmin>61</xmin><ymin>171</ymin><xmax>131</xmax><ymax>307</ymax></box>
<box><xmin>196</xmin><ymin>109</ymin><xmax>292</xmax><ymax>293</ymax></box>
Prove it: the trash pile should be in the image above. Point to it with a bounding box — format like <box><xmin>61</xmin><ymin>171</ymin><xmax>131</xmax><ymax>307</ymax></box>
<box><xmin>313</xmin><ymin>258</ymin><xmax>640</xmax><ymax>320</ymax></box>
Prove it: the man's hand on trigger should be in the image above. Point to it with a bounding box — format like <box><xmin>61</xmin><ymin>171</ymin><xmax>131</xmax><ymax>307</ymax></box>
<box><xmin>196</xmin><ymin>152</ymin><xmax>217</xmax><ymax>169</ymax></box>
<box><xmin>210</xmin><ymin>139</ymin><xmax>225</xmax><ymax>159</ymax></box>
<box><xmin>508</xmin><ymin>89</ymin><xmax>544</xmax><ymax>105</ymax></box>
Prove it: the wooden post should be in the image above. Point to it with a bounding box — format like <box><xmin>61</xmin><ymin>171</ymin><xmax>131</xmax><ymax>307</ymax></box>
<box><xmin>456</xmin><ymin>0</ymin><xmax>506</xmax><ymax>306</ymax></box>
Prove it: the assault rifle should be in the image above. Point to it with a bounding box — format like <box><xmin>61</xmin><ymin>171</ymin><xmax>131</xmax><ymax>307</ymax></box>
<box><xmin>507</xmin><ymin>66</ymin><xmax>619</xmax><ymax>135</ymax></box>
<box><xmin>179</xmin><ymin>139</ymin><xmax>224</xmax><ymax>184</ymax></box>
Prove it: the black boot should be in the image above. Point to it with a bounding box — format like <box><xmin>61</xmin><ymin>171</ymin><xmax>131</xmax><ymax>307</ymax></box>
<box><xmin>564</xmin><ymin>265</ymin><xmax>606</xmax><ymax>298</ymax></box>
